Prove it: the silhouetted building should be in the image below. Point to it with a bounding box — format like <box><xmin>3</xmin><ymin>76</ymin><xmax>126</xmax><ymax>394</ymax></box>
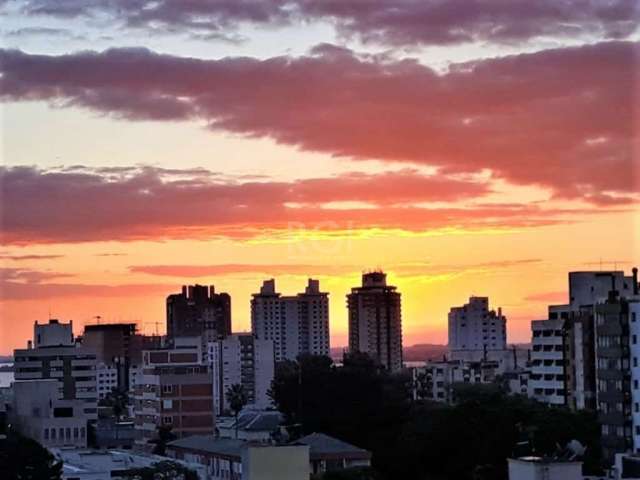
<box><xmin>347</xmin><ymin>271</ymin><xmax>403</xmax><ymax>372</ymax></box>
<box><xmin>82</xmin><ymin>323</ymin><xmax>163</xmax><ymax>393</ymax></box>
<box><xmin>166</xmin><ymin>285</ymin><xmax>232</xmax><ymax>342</ymax></box>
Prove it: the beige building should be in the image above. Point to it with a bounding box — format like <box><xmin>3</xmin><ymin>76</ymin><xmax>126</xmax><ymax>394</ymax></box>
<box><xmin>14</xmin><ymin>319</ymin><xmax>98</xmax><ymax>421</ymax></box>
<box><xmin>11</xmin><ymin>379</ymin><xmax>89</xmax><ymax>448</ymax></box>
<box><xmin>167</xmin><ymin>435</ymin><xmax>309</xmax><ymax>480</ymax></box>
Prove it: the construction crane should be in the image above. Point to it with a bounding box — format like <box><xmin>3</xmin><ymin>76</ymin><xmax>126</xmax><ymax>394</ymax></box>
<box><xmin>144</xmin><ymin>321</ymin><xmax>162</xmax><ymax>336</ymax></box>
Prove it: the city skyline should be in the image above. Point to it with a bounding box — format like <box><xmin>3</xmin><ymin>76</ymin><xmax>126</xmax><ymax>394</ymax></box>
<box><xmin>1</xmin><ymin>1</ymin><xmax>639</xmax><ymax>355</ymax></box>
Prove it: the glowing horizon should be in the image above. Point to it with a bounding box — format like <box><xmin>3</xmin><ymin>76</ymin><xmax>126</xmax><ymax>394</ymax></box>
<box><xmin>1</xmin><ymin>0</ymin><xmax>639</xmax><ymax>355</ymax></box>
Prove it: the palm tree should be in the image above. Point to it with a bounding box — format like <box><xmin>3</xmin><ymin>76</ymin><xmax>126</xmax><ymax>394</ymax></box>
<box><xmin>225</xmin><ymin>384</ymin><xmax>248</xmax><ymax>439</ymax></box>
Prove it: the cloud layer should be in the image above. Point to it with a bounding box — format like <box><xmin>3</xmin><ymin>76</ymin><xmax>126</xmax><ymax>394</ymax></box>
<box><xmin>2</xmin><ymin>41</ymin><xmax>638</xmax><ymax>206</ymax></box>
<box><xmin>1</xmin><ymin>165</ymin><xmax>594</xmax><ymax>244</ymax></box>
<box><xmin>5</xmin><ymin>0</ymin><xmax>639</xmax><ymax>46</ymax></box>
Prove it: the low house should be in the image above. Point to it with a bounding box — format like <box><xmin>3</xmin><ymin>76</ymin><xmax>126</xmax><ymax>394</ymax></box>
<box><xmin>507</xmin><ymin>457</ymin><xmax>582</xmax><ymax>480</ymax></box>
<box><xmin>290</xmin><ymin>432</ymin><xmax>372</xmax><ymax>475</ymax></box>
<box><xmin>166</xmin><ymin>435</ymin><xmax>309</xmax><ymax>480</ymax></box>
<box><xmin>217</xmin><ymin>411</ymin><xmax>284</xmax><ymax>442</ymax></box>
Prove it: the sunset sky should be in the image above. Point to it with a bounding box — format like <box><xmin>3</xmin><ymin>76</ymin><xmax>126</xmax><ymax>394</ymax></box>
<box><xmin>1</xmin><ymin>0</ymin><xmax>639</xmax><ymax>355</ymax></box>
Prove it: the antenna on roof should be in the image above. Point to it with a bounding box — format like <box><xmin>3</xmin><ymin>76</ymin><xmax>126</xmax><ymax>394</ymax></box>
<box><xmin>94</xmin><ymin>315</ymin><xmax>101</xmax><ymax>325</ymax></box>
<box><xmin>145</xmin><ymin>321</ymin><xmax>161</xmax><ymax>336</ymax></box>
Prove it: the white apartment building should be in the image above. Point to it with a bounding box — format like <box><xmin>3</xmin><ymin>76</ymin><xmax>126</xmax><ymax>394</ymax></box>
<box><xmin>209</xmin><ymin>334</ymin><xmax>275</xmax><ymax>415</ymax></box>
<box><xmin>568</xmin><ymin>271</ymin><xmax>637</xmax><ymax>309</ymax></box>
<box><xmin>11</xmin><ymin>379</ymin><xmax>89</xmax><ymax>448</ymax></box>
<box><xmin>625</xmin><ymin>301</ymin><xmax>640</xmax><ymax>453</ymax></box>
<box><xmin>448</xmin><ymin>296</ymin><xmax>507</xmax><ymax>362</ymax></box>
<box><xmin>96</xmin><ymin>362</ymin><xmax>118</xmax><ymax>400</ymax></box>
<box><xmin>530</xmin><ymin>319</ymin><xmax>567</xmax><ymax>406</ymax></box>
<box><xmin>13</xmin><ymin>319</ymin><xmax>98</xmax><ymax>420</ymax></box>
<box><xmin>251</xmin><ymin>279</ymin><xmax>329</xmax><ymax>362</ymax></box>
<box><xmin>412</xmin><ymin>359</ymin><xmax>499</xmax><ymax>403</ymax></box>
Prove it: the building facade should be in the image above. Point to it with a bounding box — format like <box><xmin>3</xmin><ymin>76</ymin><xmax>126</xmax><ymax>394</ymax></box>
<box><xmin>11</xmin><ymin>379</ymin><xmax>89</xmax><ymax>448</ymax></box>
<box><xmin>167</xmin><ymin>284</ymin><xmax>232</xmax><ymax>342</ymax></box>
<box><xmin>347</xmin><ymin>271</ymin><xmax>403</xmax><ymax>372</ymax></box>
<box><xmin>251</xmin><ymin>279</ymin><xmax>329</xmax><ymax>362</ymax></box>
<box><xmin>530</xmin><ymin>319</ymin><xmax>567</xmax><ymax>406</ymax></box>
<box><xmin>209</xmin><ymin>334</ymin><xmax>275</xmax><ymax>415</ymax></box>
<box><xmin>96</xmin><ymin>362</ymin><xmax>118</xmax><ymax>400</ymax></box>
<box><xmin>13</xmin><ymin>319</ymin><xmax>98</xmax><ymax>421</ymax></box>
<box><xmin>82</xmin><ymin>323</ymin><xmax>156</xmax><ymax>392</ymax></box>
<box><xmin>166</xmin><ymin>436</ymin><xmax>310</xmax><ymax>480</ymax></box>
<box><xmin>412</xmin><ymin>359</ymin><xmax>500</xmax><ymax>403</ymax></box>
<box><xmin>448</xmin><ymin>296</ymin><xmax>507</xmax><ymax>361</ymax></box>
<box><xmin>133</xmin><ymin>342</ymin><xmax>215</xmax><ymax>447</ymax></box>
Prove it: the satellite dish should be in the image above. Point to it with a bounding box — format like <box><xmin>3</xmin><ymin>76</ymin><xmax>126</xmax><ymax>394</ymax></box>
<box><xmin>567</xmin><ymin>439</ymin><xmax>586</xmax><ymax>457</ymax></box>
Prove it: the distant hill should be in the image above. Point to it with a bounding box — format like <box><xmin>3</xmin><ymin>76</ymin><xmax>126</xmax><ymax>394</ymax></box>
<box><xmin>403</xmin><ymin>344</ymin><xmax>449</xmax><ymax>362</ymax></box>
<box><xmin>331</xmin><ymin>344</ymin><xmax>449</xmax><ymax>362</ymax></box>
<box><xmin>331</xmin><ymin>343</ymin><xmax>530</xmax><ymax>363</ymax></box>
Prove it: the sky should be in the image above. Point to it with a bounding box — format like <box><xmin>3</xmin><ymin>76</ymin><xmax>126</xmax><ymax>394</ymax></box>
<box><xmin>1</xmin><ymin>0</ymin><xmax>639</xmax><ymax>355</ymax></box>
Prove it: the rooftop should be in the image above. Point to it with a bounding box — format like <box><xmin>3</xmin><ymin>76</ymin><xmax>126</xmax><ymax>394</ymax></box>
<box><xmin>291</xmin><ymin>433</ymin><xmax>371</xmax><ymax>459</ymax></box>
<box><xmin>167</xmin><ymin>436</ymin><xmax>246</xmax><ymax>458</ymax></box>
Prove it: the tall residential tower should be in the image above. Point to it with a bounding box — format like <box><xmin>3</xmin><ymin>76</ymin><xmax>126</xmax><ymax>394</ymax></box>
<box><xmin>347</xmin><ymin>271</ymin><xmax>403</xmax><ymax>372</ymax></box>
<box><xmin>448</xmin><ymin>296</ymin><xmax>507</xmax><ymax>361</ymax></box>
<box><xmin>166</xmin><ymin>284</ymin><xmax>231</xmax><ymax>342</ymax></box>
<box><xmin>251</xmin><ymin>279</ymin><xmax>330</xmax><ymax>362</ymax></box>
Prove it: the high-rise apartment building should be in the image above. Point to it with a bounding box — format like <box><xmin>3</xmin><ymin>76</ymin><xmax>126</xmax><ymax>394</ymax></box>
<box><xmin>209</xmin><ymin>334</ymin><xmax>275</xmax><ymax>415</ymax></box>
<box><xmin>347</xmin><ymin>271</ymin><xmax>403</xmax><ymax>372</ymax></box>
<box><xmin>13</xmin><ymin>319</ymin><xmax>98</xmax><ymax>421</ymax></box>
<box><xmin>82</xmin><ymin>323</ymin><xmax>157</xmax><ymax>392</ymax></box>
<box><xmin>133</xmin><ymin>339</ymin><xmax>214</xmax><ymax>448</ymax></box>
<box><xmin>595</xmin><ymin>288</ymin><xmax>636</xmax><ymax>461</ymax></box>
<box><xmin>527</xmin><ymin>268</ymin><xmax>640</xmax><ymax>464</ymax></box>
<box><xmin>448</xmin><ymin>296</ymin><xmax>507</xmax><ymax>361</ymax></box>
<box><xmin>166</xmin><ymin>284</ymin><xmax>232</xmax><ymax>342</ymax></box>
<box><xmin>251</xmin><ymin>279</ymin><xmax>329</xmax><ymax>362</ymax></box>
<box><xmin>530</xmin><ymin>318</ymin><xmax>567</xmax><ymax>406</ymax></box>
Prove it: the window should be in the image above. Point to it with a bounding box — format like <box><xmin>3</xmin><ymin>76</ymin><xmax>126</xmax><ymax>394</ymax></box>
<box><xmin>163</xmin><ymin>416</ymin><xmax>173</xmax><ymax>424</ymax></box>
<box><xmin>162</xmin><ymin>384</ymin><xmax>173</xmax><ymax>394</ymax></box>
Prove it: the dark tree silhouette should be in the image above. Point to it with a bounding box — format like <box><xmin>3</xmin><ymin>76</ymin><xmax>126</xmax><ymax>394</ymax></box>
<box><xmin>226</xmin><ymin>383</ymin><xmax>248</xmax><ymax>439</ymax></box>
<box><xmin>0</xmin><ymin>430</ymin><xmax>63</xmax><ymax>480</ymax></box>
<box><xmin>151</xmin><ymin>425</ymin><xmax>177</xmax><ymax>456</ymax></box>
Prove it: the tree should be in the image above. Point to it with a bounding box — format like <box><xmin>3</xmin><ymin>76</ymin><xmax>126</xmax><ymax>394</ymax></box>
<box><xmin>119</xmin><ymin>460</ymin><xmax>198</xmax><ymax>479</ymax></box>
<box><xmin>270</xmin><ymin>356</ymin><xmax>603</xmax><ymax>480</ymax></box>
<box><xmin>151</xmin><ymin>425</ymin><xmax>177</xmax><ymax>456</ymax></box>
<box><xmin>0</xmin><ymin>429</ymin><xmax>63</xmax><ymax>480</ymax></box>
<box><xmin>225</xmin><ymin>383</ymin><xmax>248</xmax><ymax>439</ymax></box>
<box><xmin>99</xmin><ymin>387</ymin><xmax>129</xmax><ymax>421</ymax></box>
